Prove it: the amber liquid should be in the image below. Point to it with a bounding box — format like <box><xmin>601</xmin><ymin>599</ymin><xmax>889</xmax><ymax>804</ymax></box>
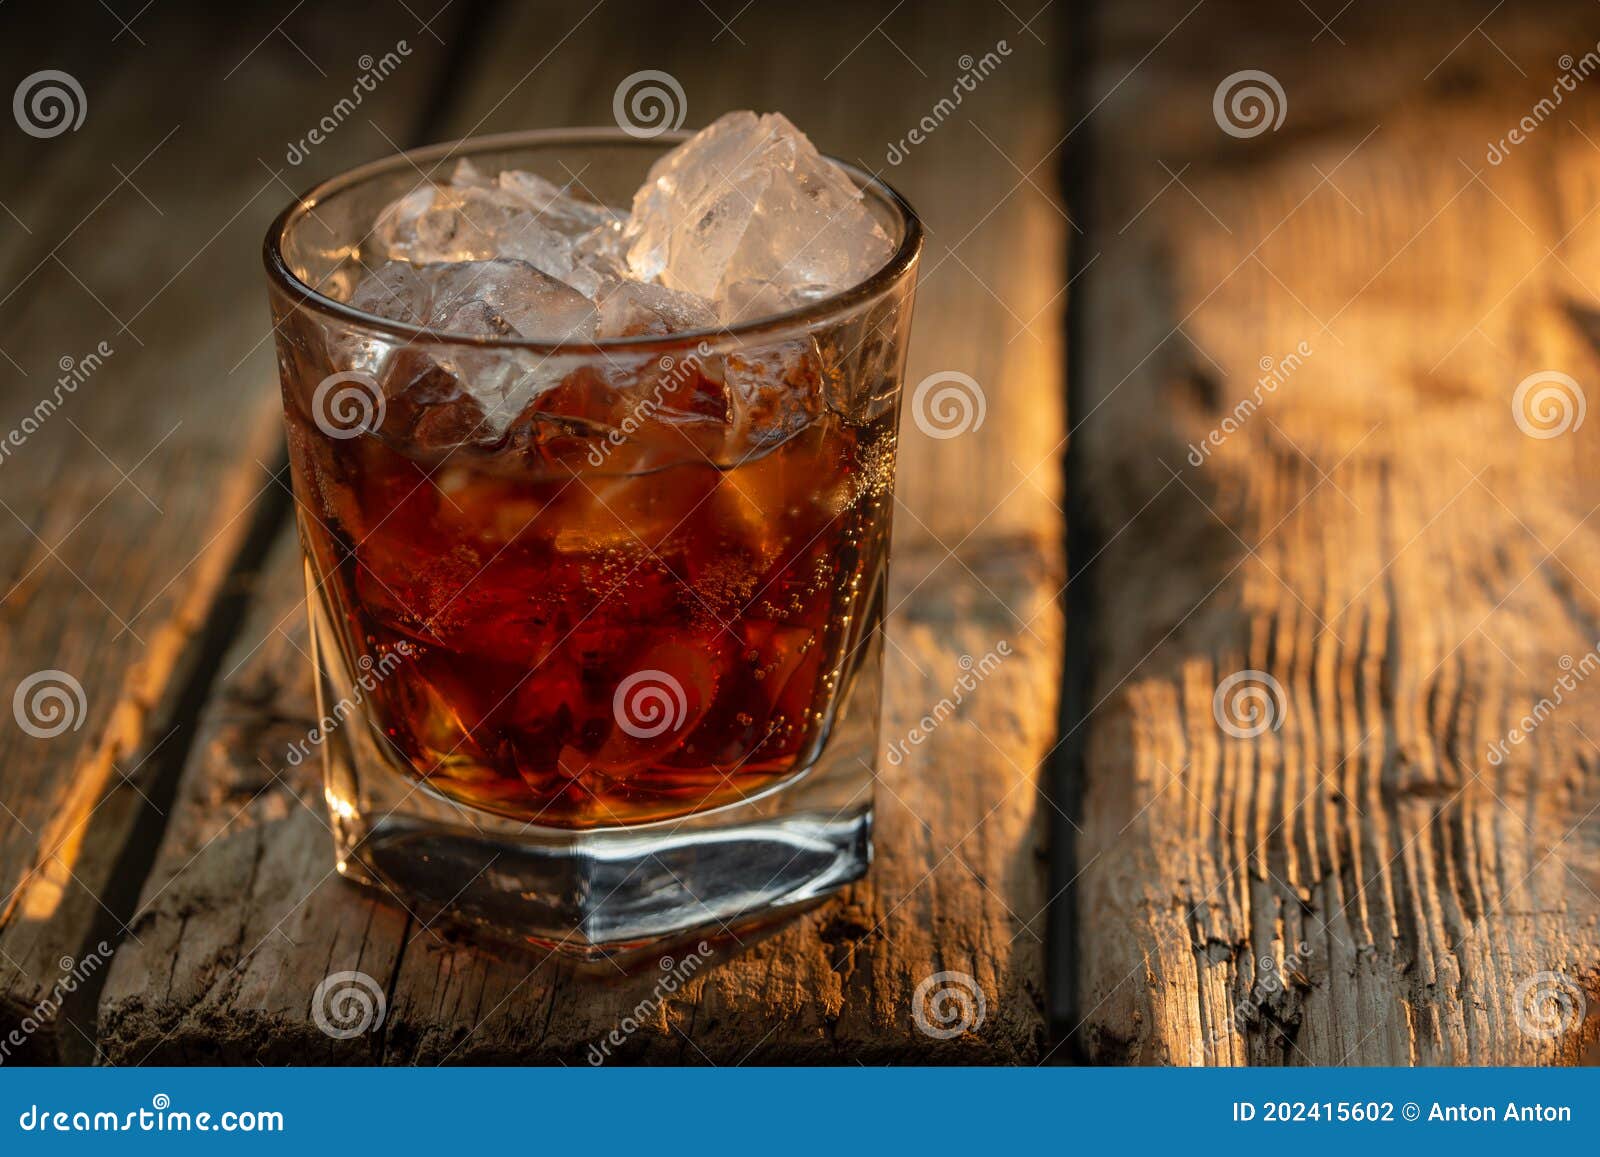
<box><xmin>285</xmin><ymin>360</ymin><xmax>894</xmax><ymax>828</ymax></box>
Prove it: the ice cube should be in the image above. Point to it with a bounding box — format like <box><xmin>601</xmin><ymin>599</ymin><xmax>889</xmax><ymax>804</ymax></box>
<box><xmin>564</xmin><ymin>258</ymin><xmax>619</xmax><ymax>303</ymax></box>
<box><xmin>371</xmin><ymin>161</ymin><xmax>631</xmax><ymax>289</ymax></box>
<box><xmin>495</xmin><ymin>169</ymin><xmax>625</xmax><ymax>236</ymax></box>
<box><xmin>596</xmin><ymin>280</ymin><xmax>718</xmax><ymax>338</ymax></box>
<box><xmin>378</xmin><ymin>351</ymin><xmax>493</xmax><ymax>450</ymax></box>
<box><xmin>723</xmin><ymin>339</ymin><xmax>824</xmax><ymax>448</ymax></box>
<box><xmin>373</xmin><ymin>182</ymin><xmax>578</xmax><ymax>281</ymax></box>
<box><xmin>422</xmin><ymin>263</ymin><xmax>598</xmax><ymax>430</ymax></box>
<box><xmin>421</xmin><ymin>260</ymin><xmax>599</xmax><ymax>341</ymax></box>
<box><xmin>446</xmin><ymin>157</ymin><xmax>495</xmax><ymax>189</ymax></box>
<box><xmin>433</xmin><ymin>296</ymin><xmax>518</xmax><ymax>339</ymax></box>
<box><xmin>623</xmin><ymin>112</ymin><xmax>893</xmax><ymax>321</ymax></box>
<box><xmin>348</xmin><ymin>258</ymin><xmax>598</xmax><ymax>342</ymax></box>
<box><xmin>565</xmin><ymin>220</ymin><xmax>631</xmax><ymax>300</ymax></box>
<box><xmin>341</xmin><ymin>260</ymin><xmax>599</xmax><ymax>439</ymax></box>
<box><xmin>348</xmin><ymin>260</ymin><xmax>433</xmax><ymax>324</ymax></box>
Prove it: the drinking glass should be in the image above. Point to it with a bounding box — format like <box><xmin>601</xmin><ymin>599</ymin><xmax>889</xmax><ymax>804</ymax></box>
<box><xmin>263</xmin><ymin>129</ymin><xmax>922</xmax><ymax>961</ymax></box>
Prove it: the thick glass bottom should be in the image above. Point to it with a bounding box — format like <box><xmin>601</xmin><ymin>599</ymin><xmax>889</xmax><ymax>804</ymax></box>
<box><xmin>306</xmin><ymin>589</ymin><xmax>879</xmax><ymax>964</ymax></box>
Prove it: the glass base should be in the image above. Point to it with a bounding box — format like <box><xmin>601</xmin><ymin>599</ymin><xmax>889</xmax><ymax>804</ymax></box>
<box><xmin>307</xmin><ymin>593</ymin><xmax>879</xmax><ymax>965</ymax></box>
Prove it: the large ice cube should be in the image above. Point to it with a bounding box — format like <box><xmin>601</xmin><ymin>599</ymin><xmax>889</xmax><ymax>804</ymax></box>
<box><xmin>595</xmin><ymin>280</ymin><xmax>718</xmax><ymax>338</ymax></box>
<box><xmin>723</xmin><ymin>339</ymin><xmax>824</xmax><ymax>448</ymax></box>
<box><xmin>372</xmin><ymin>184</ymin><xmax>575</xmax><ymax>279</ymax></box>
<box><xmin>346</xmin><ymin>260</ymin><xmax>433</xmax><ymax>325</ymax></box>
<box><xmin>623</xmin><ymin>111</ymin><xmax>894</xmax><ymax>322</ymax></box>
<box><xmin>493</xmin><ymin>166</ymin><xmax>624</xmax><ymax>236</ymax></box>
<box><xmin>372</xmin><ymin>161</ymin><xmax>628</xmax><ymax>286</ymax></box>
<box><xmin>346</xmin><ymin>260</ymin><xmax>599</xmax><ymax>438</ymax></box>
<box><xmin>426</xmin><ymin>260</ymin><xmax>598</xmax><ymax>341</ymax></box>
<box><xmin>350</xmin><ymin>258</ymin><xmax>598</xmax><ymax>342</ymax></box>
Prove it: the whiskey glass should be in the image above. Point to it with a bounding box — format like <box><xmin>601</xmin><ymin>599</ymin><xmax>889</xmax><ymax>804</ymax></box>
<box><xmin>263</xmin><ymin>129</ymin><xmax>922</xmax><ymax>961</ymax></box>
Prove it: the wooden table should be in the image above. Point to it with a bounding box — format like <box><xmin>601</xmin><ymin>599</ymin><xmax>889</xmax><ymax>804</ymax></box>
<box><xmin>0</xmin><ymin>0</ymin><xmax>1595</xmax><ymax>1065</ymax></box>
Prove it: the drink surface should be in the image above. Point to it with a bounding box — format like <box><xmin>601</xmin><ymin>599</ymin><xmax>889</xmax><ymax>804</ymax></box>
<box><xmin>284</xmin><ymin>349</ymin><xmax>895</xmax><ymax>827</ymax></box>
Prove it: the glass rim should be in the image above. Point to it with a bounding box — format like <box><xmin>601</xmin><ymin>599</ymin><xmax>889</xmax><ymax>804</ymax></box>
<box><xmin>262</xmin><ymin>126</ymin><xmax>924</xmax><ymax>356</ymax></box>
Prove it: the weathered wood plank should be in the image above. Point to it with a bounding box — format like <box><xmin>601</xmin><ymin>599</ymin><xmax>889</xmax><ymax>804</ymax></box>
<box><xmin>99</xmin><ymin>0</ymin><xmax>1063</xmax><ymax>1062</ymax></box>
<box><xmin>1069</xmin><ymin>0</ymin><xmax>1600</xmax><ymax>1064</ymax></box>
<box><xmin>0</xmin><ymin>0</ymin><xmax>464</xmax><ymax>1060</ymax></box>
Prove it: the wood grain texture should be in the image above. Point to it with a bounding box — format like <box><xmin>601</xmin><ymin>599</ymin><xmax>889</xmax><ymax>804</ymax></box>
<box><xmin>0</xmin><ymin>1</ymin><xmax>463</xmax><ymax>1059</ymax></box>
<box><xmin>1070</xmin><ymin>0</ymin><xmax>1600</xmax><ymax>1064</ymax></box>
<box><xmin>97</xmin><ymin>0</ymin><xmax>1063</xmax><ymax>1062</ymax></box>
